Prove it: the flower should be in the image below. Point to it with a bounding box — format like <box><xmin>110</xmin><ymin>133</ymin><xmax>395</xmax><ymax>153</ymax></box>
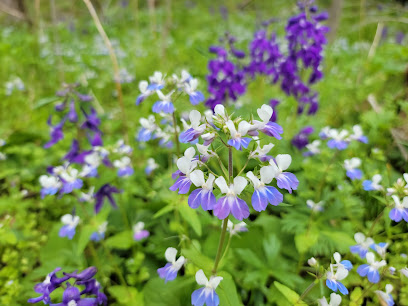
<box><xmin>59</xmin><ymin>214</ymin><xmax>80</xmax><ymax>240</ymax></box>
<box><xmin>344</xmin><ymin>158</ymin><xmax>363</xmax><ymax>180</ymax></box>
<box><xmin>214</xmin><ymin>176</ymin><xmax>249</xmax><ymax>220</ymax></box>
<box><xmin>389</xmin><ymin>195</ymin><xmax>408</xmax><ymax>222</ymax></box>
<box><xmin>188</xmin><ymin>170</ymin><xmax>216</xmax><ymax>210</ymax></box>
<box><xmin>184</xmin><ymin>78</ymin><xmax>205</xmax><ymax>105</ymax></box>
<box><xmin>318</xmin><ymin>293</ymin><xmax>342</xmax><ymax>306</ymax></box>
<box><xmin>90</xmin><ymin>222</ymin><xmax>108</xmax><ymax>242</ymax></box>
<box><xmin>249</xmin><ymin>142</ymin><xmax>274</xmax><ymax>162</ymax></box>
<box><xmin>157</xmin><ymin>247</ymin><xmax>185</xmax><ymax>282</ymax></box>
<box><xmin>303</xmin><ymin>139</ymin><xmax>321</xmax><ymax>156</ymax></box>
<box><xmin>246</xmin><ymin>167</ymin><xmax>283</xmax><ymax>211</ymax></box>
<box><xmin>400</xmin><ymin>267</ymin><xmax>408</xmax><ymax>278</ymax></box>
<box><xmin>333</xmin><ymin>252</ymin><xmax>353</xmax><ymax>271</ymax></box>
<box><xmin>136</xmin><ymin>80</ymin><xmax>153</xmax><ymax>105</ymax></box>
<box><xmin>375</xmin><ymin>284</ymin><xmax>394</xmax><ymax>306</ymax></box>
<box><xmin>370</xmin><ymin>242</ymin><xmax>389</xmax><ymax>259</ymax></box>
<box><xmin>327</xmin><ymin>129</ymin><xmax>349</xmax><ymax>150</ymax></box>
<box><xmin>39</xmin><ymin>175</ymin><xmax>62</xmax><ymax>198</ymax></box>
<box><xmin>306</xmin><ymin>199</ymin><xmax>324</xmax><ymax>212</ymax></box>
<box><xmin>191</xmin><ymin>269</ymin><xmax>223</xmax><ymax>306</ymax></box>
<box><xmin>81</xmin><ymin>108</ymin><xmax>101</xmax><ymax>133</ymax></box>
<box><xmin>226</xmin><ymin>120</ymin><xmax>252</xmax><ymax>150</ymax></box>
<box><xmin>94</xmin><ymin>184</ymin><xmax>121</xmax><ymax>213</ymax></box>
<box><xmin>349</xmin><ymin>125</ymin><xmax>368</xmax><ymax>143</ymax></box>
<box><xmin>44</xmin><ymin>116</ymin><xmax>65</xmax><ymax>148</ymax></box>
<box><xmin>169</xmin><ymin>148</ymin><xmax>198</xmax><ymax>194</ymax></box>
<box><xmin>357</xmin><ymin>252</ymin><xmax>387</xmax><ymax>283</ymax></box>
<box><xmin>350</xmin><ymin>232</ymin><xmax>374</xmax><ymax>259</ymax></box>
<box><xmin>308</xmin><ymin>257</ymin><xmax>317</xmax><ymax>267</ymax></box>
<box><xmin>268</xmin><ymin>154</ymin><xmax>299</xmax><ymax>193</ymax></box>
<box><xmin>63</xmin><ymin>140</ymin><xmax>90</xmax><ymax>164</ymax></box>
<box><xmin>64</xmin><ymin>267</ymin><xmax>98</xmax><ymax>281</ymax></box>
<box><xmin>180</xmin><ymin>110</ymin><xmax>206</xmax><ymax>143</ymax></box>
<box><xmin>133</xmin><ymin>222</ymin><xmax>150</xmax><ymax>241</ymax></box>
<box><xmin>28</xmin><ymin>267</ymin><xmax>69</xmax><ymax>304</ymax></box>
<box><xmin>386</xmin><ymin>174</ymin><xmax>408</xmax><ymax>196</ymax></box>
<box><xmin>196</xmin><ymin>144</ymin><xmax>217</xmax><ymax>162</ymax></box>
<box><xmin>249</xmin><ymin>104</ymin><xmax>283</xmax><ymax>139</ymax></box>
<box><xmin>363</xmin><ymin>174</ymin><xmax>383</xmax><ymax>191</ymax></box>
<box><xmin>226</xmin><ymin>220</ymin><xmax>248</xmax><ymax>235</ymax></box>
<box><xmin>326</xmin><ymin>265</ymin><xmax>349</xmax><ymax>295</ymax></box>
<box><xmin>153</xmin><ymin>90</ymin><xmax>175</xmax><ymax>114</ymax></box>
<box><xmin>113</xmin><ymin>156</ymin><xmax>134</xmax><ymax>177</ymax></box>
<box><xmin>291</xmin><ymin>126</ymin><xmax>314</xmax><ymax>150</ymax></box>
<box><xmin>145</xmin><ymin>158</ymin><xmax>159</xmax><ymax>175</ymax></box>
<box><xmin>148</xmin><ymin>71</ymin><xmax>165</xmax><ymax>90</ymax></box>
<box><xmin>138</xmin><ymin>115</ymin><xmax>157</xmax><ymax>141</ymax></box>
<box><xmin>58</xmin><ymin>167</ymin><xmax>83</xmax><ymax>194</ymax></box>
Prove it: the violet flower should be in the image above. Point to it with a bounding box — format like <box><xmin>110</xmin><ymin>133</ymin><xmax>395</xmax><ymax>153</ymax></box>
<box><xmin>94</xmin><ymin>184</ymin><xmax>121</xmax><ymax>213</ymax></box>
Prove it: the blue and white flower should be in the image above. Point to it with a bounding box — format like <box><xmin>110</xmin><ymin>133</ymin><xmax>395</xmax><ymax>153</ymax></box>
<box><xmin>145</xmin><ymin>158</ymin><xmax>159</xmax><ymax>175</ymax></box>
<box><xmin>39</xmin><ymin>175</ymin><xmax>62</xmax><ymax>198</ymax></box>
<box><xmin>306</xmin><ymin>199</ymin><xmax>324</xmax><ymax>212</ymax></box>
<box><xmin>327</xmin><ymin>129</ymin><xmax>349</xmax><ymax>150</ymax></box>
<box><xmin>169</xmin><ymin>148</ymin><xmax>198</xmax><ymax>194</ymax></box>
<box><xmin>133</xmin><ymin>221</ymin><xmax>150</xmax><ymax>241</ymax></box>
<box><xmin>191</xmin><ymin>269</ymin><xmax>223</xmax><ymax>306</ymax></box>
<box><xmin>188</xmin><ymin>170</ymin><xmax>216</xmax><ymax>210</ymax></box>
<box><xmin>333</xmin><ymin>252</ymin><xmax>353</xmax><ymax>271</ymax></box>
<box><xmin>389</xmin><ymin>195</ymin><xmax>408</xmax><ymax>222</ymax></box>
<box><xmin>79</xmin><ymin>186</ymin><xmax>95</xmax><ymax>202</ymax></box>
<box><xmin>59</xmin><ymin>214</ymin><xmax>80</xmax><ymax>240</ymax></box>
<box><xmin>357</xmin><ymin>252</ymin><xmax>387</xmax><ymax>283</ymax></box>
<box><xmin>214</xmin><ymin>176</ymin><xmax>249</xmax><ymax>220</ymax></box>
<box><xmin>268</xmin><ymin>154</ymin><xmax>299</xmax><ymax>193</ymax></box>
<box><xmin>375</xmin><ymin>284</ymin><xmax>394</xmax><ymax>306</ymax></box>
<box><xmin>249</xmin><ymin>104</ymin><xmax>283</xmax><ymax>139</ymax></box>
<box><xmin>246</xmin><ymin>167</ymin><xmax>283</xmax><ymax>211</ymax></box>
<box><xmin>184</xmin><ymin>78</ymin><xmax>205</xmax><ymax>105</ymax></box>
<box><xmin>196</xmin><ymin>144</ymin><xmax>217</xmax><ymax>162</ymax></box>
<box><xmin>138</xmin><ymin>115</ymin><xmax>157</xmax><ymax>142</ymax></box>
<box><xmin>249</xmin><ymin>141</ymin><xmax>274</xmax><ymax>162</ymax></box>
<box><xmin>113</xmin><ymin>156</ymin><xmax>134</xmax><ymax>177</ymax></box>
<box><xmin>153</xmin><ymin>90</ymin><xmax>175</xmax><ymax>114</ymax></box>
<box><xmin>326</xmin><ymin>264</ymin><xmax>349</xmax><ymax>295</ymax></box>
<box><xmin>136</xmin><ymin>81</ymin><xmax>153</xmax><ymax>105</ymax></box>
<box><xmin>363</xmin><ymin>174</ymin><xmax>383</xmax><ymax>191</ymax></box>
<box><xmin>304</xmin><ymin>140</ymin><xmax>321</xmax><ymax>156</ymax></box>
<box><xmin>157</xmin><ymin>247</ymin><xmax>185</xmax><ymax>283</ymax></box>
<box><xmin>370</xmin><ymin>242</ymin><xmax>389</xmax><ymax>259</ymax></box>
<box><xmin>349</xmin><ymin>125</ymin><xmax>368</xmax><ymax>143</ymax></box>
<box><xmin>226</xmin><ymin>119</ymin><xmax>252</xmax><ymax>150</ymax></box>
<box><xmin>226</xmin><ymin>220</ymin><xmax>248</xmax><ymax>235</ymax></box>
<box><xmin>148</xmin><ymin>71</ymin><xmax>165</xmax><ymax>90</ymax></box>
<box><xmin>90</xmin><ymin>221</ymin><xmax>108</xmax><ymax>242</ymax></box>
<box><xmin>344</xmin><ymin>158</ymin><xmax>362</xmax><ymax>180</ymax></box>
<box><xmin>172</xmin><ymin>70</ymin><xmax>191</xmax><ymax>89</ymax></box>
<box><xmin>350</xmin><ymin>232</ymin><xmax>374</xmax><ymax>259</ymax></box>
<box><xmin>180</xmin><ymin>110</ymin><xmax>206</xmax><ymax>143</ymax></box>
<box><xmin>56</xmin><ymin>166</ymin><xmax>83</xmax><ymax>194</ymax></box>
<box><xmin>318</xmin><ymin>293</ymin><xmax>342</xmax><ymax>306</ymax></box>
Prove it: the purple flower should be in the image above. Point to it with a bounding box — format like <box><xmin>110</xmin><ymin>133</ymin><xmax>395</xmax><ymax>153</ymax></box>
<box><xmin>269</xmin><ymin>99</ymin><xmax>280</xmax><ymax>122</ymax></box>
<box><xmin>188</xmin><ymin>170</ymin><xmax>216</xmax><ymax>210</ymax></box>
<box><xmin>28</xmin><ymin>268</ymin><xmax>69</xmax><ymax>304</ymax></box>
<box><xmin>68</xmin><ymin>100</ymin><xmax>78</xmax><ymax>123</ymax></box>
<box><xmin>152</xmin><ymin>90</ymin><xmax>175</xmax><ymax>114</ymax></box>
<box><xmin>396</xmin><ymin>31</ymin><xmax>405</xmax><ymax>45</ymax></box>
<box><xmin>63</xmin><ymin>267</ymin><xmax>98</xmax><ymax>281</ymax></box>
<box><xmin>169</xmin><ymin>148</ymin><xmax>197</xmax><ymax>194</ymax></box>
<box><xmin>214</xmin><ymin>176</ymin><xmax>249</xmax><ymax>220</ymax></box>
<box><xmin>246</xmin><ymin>168</ymin><xmax>283</xmax><ymax>211</ymax></box>
<box><xmin>63</xmin><ymin>140</ymin><xmax>90</xmax><ymax>164</ymax></box>
<box><xmin>157</xmin><ymin>247</ymin><xmax>185</xmax><ymax>282</ymax></box>
<box><xmin>59</xmin><ymin>214</ymin><xmax>80</xmax><ymax>240</ymax></box>
<box><xmin>291</xmin><ymin>126</ymin><xmax>314</xmax><ymax>149</ymax></box>
<box><xmin>44</xmin><ymin>116</ymin><xmax>65</xmax><ymax>148</ymax></box>
<box><xmin>389</xmin><ymin>196</ymin><xmax>408</xmax><ymax>222</ymax></box>
<box><xmin>191</xmin><ymin>270</ymin><xmax>223</xmax><ymax>306</ymax></box>
<box><xmin>113</xmin><ymin>156</ymin><xmax>134</xmax><ymax>177</ymax></box>
<box><xmin>94</xmin><ymin>184</ymin><xmax>121</xmax><ymax>213</ymax></box>
<box><xmin>357</xmin><ymin>252</ymin><xmax>386</xmax><ymax>283</ymax></box>
<box><xmin>81</xmin><ymin>108</ymin><xmax>101</xmax><ymax>133</ymax></box>
<box><xmin>268</xmin><ymin>154</ymin><xmax>299</xmax><ymax>193</ymax></box>
<box><xmin>226</xmin><ymin>120</ymin><xmax>252</xmax><ymax>150</ymax></box>
<box><xmin>90</xmin><ymin>133</ymin><xmax>103</xmax><ymax>147</ymax></box>
<box><xmin>90</xmin><ymin>222</ymin><xmax>107</xmax><ymax>242</ymax></box>
<box><xmin>133</xmin><ymin>222</ymin><xmax>150</xmax><ymax>241</ymax></box>
<box><xmin>180</xmin><ymin>110</ymin><xmax>206</xmax><ymax>143</ymax></box>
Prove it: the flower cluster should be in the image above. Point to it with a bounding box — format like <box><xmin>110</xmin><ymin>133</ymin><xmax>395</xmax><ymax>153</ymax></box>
<box><xmin>171</xmin><ymin>104</ymin><xmax>298</xmax><ymax>221</ymax></box>
<box><xmin>28</xmin><ymin>267</ymin><xmax>106</xmax><ymax>305</ymax></box>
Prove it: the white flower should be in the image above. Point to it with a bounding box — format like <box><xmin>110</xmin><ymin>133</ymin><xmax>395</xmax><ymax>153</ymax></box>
<box><xmin>61</xmin><ymin>214</ymin><xmax>80</xmax><ymax>228</ymax></box>
<box><xmin>39</xmin><ymin>175</ymin><xmax>62</xmax><ymax>190</ymax></box>
<box><xmin>195</xmin><ymin>269</ymin><xmax>223</xmax><ymax>290</ymax></box>
<box><xmin>306</xmin><ymin>200</ymin><xmax>324</xmax><ymax>212</ymax></box>
<box><xmin>344</xmin><ymin>158</ymin><xmax>361</xmax><ymax>171</ymax></box>
<box><xmin>308</xmin><ymin>257</ymin><xmax>317</xmax><ymax>267</ymax></box>
<box><xmin>226</xmin><ymin>220</ymin><xmax>247</xmax><ymax>235</ymax></box>
<box><xmin>318</xmin><ymin>293</ymin><xmax>342</xmax><ymax>306</ymax></box>
<box><xmin>305</xmin><ymin>140</ymin><xmax>321</xmax><ymax>155</ymax></box>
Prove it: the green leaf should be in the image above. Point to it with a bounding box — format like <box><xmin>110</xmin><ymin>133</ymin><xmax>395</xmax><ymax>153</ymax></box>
<box><xmin>263</xmin><ymin>234</ymin><xmax>281</xmax><ymax>264</ymax></box>
<box><xmin>273</xmin><ymin>281</ymin><xmax>306</xmax><ymax>305</ymax></box>
<box><xmin>153</xmin><ymin>205</ymin><xmax>174</xmax><ymax>219</ymax></box>
<box><xmin>321</xmin><ymin>231</ymin><xmax>355</xmax><ymax>253</ymax></box>
<box><xmin>105</xmin><ymin>230</ymin><xmax>133</xmax><ymax>250</ymax></box>
<box><xmin>33</xmin><ymin>96</ymin><xmax>60</xmax><ymax>109</ymax></box>
<box><xmin>217</xmin><ymin>271</ymin><xmax>242</xmax><ymax>306</ymax></box>
<box><xmin>179</xmin><ymin>201</ymin><xmax>202</xmax><ymax>236</ymax></box>
<box><xmin>76</xmin><ymin>225</ymin><xmax>94</xmax><ymax>255</ymax></box>
<box><xmin>108</xmin><ymin>286</ymin><xmax>144</xmax><ymax>306</ymax></box>
<box><xmin>295</xmin><ymin>228</ymin><xmax>319</xmax><ymax>254</ymax></box>
<box><xmin>235</xmin><ymin>248</ymin><xmax>264</xmax><ymax>268</ymax></box>
<box><xmin>182</xmin><ymin>247</ymin><xmax>213</xmax><ymax>272</ymax></box>
<box><xmin>143</xmin><ymin>277</ymin><xmax>194</xmax><ymax>306</ymax></box>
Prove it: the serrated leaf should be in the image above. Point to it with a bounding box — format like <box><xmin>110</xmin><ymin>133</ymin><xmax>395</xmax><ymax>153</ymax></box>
<box><xmin>178</xmin><ymin>201</ymin><xmax>202</xmax><ymax>236</ymax></box>
<box><xmin>274</xmin><ymin>281</ymin><xmax>306</xmax><ymax>305</ymax></box>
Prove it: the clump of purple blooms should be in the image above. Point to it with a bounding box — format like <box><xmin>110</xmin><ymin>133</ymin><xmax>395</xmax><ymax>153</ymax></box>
<box><xmin>28</xmin><ymin>267</ymin><xmax>107</xmax><ymax>305</ymax></box>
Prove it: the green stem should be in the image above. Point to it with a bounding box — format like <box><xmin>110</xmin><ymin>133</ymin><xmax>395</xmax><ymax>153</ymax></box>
<box><xmin>212</xmin><ymin>217</ymin><xmax>229</xmax><ymax>275</ymax></box>
<box><xmin>368</xmin><ymin>209</ymin><xmax>385</xmax><ymax>236</ymax></box>
<box><xmin>172</xmin><ymin>111</ymin><xmax>181</xmax><ymax>157</ymax></box>
<box><xmin>236</xmin><ymin>157</ymin><xmax>250</xmax><ymax>177</ymax></box>
<box><xmin>298</xmin><ymin>279</ymin><xmax>318</xmax><ymax>303</ymax></box>
<box><xmin>218</xmin><ymin>234</ymin><xmax>233</xmax><ymax>267</ymax></box>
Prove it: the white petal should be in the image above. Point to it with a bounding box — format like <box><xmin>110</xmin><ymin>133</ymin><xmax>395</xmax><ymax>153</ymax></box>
<box><xmin>246</xmin><ymin>171</ymin><xmax>260</xmax><ymax>189</ymax></box>
<box><xmin>61</xmin><ymin>214</ymin><xmax>73</xmax><ymax>225</ymax></box>
<box><xmin>392</xmin><ymin>195</ymin><xmax>401</xmax><ymax>207</ymax></box>
<box><xmin>333</xmin><ymin>252</ymin><xmax>341</xmax><ymax>263</ymax></box>
<box><xmin>402</xmin><ymin>197</ymin><xmax>408</xmax><ymax>208</ymax></box>
<box><xmin>306</xmin><ymin>200</ymin><xmax>314</xmax><ymax>208</ymax></box>
<box><xmin>275</xmin><ymin>154</ymin><xmax>292</xmax><ymax>171</ymax></box>
<box><xmin>226</xmin><ymin>120</ymin><xmax>237</xmax><ymax>138</ymax></box>
<box><xmin>189</xmin><ymin>110</ymin><xmax>202</xmax><ymax>127</ymax></box>
<box><xmin>385</xmin><ymin>284</ymin><xmax>393</xmax><ymax>294</ymax></box>
<box><xmin>403</xmin><ymin>173</ymin><xmax>408</xmax><ymax>184</ymax></box>
<box><xmin>266</xmin><ymin>164</ymin><xmax>280</xmax><ymax>178</ymax></box>
<box><xmin>330</xmin><ymin>293</ymin><xmax>342</xmax><ymax>306</ymax></box>
<box><xmin>196</xmin><ymin>144</ymin><xmax>209</xmax><ymax>155</ymax></box>
<box><xmin>173</xmin><ymin>256</ymin><xmax>185</xmax><ymax>270</ymax></box>
<box><xmin>195</xmin><ymin>269</ymin><xmax>208</xmax><ymax>286</ymax></box>
<box><xmin>139</xmin><ymin>80</ymin><xmax>148</xmax><ymax>92</ymax></box>
<box><xmin>177</xmin><ymin>157</ymin><xmax>191</xmax><ymax>174</ymax></box>
<box><xmin>206</xmin><ymin>174</ymin><xmax>216</xmax><ymax>189</ymax></box>
<box><xmin>165</xmin><ymin>247</ymin><xmax>178</xmax><ymax>263</ymax></box>
<box><xmin>214</xmin><ymin>104</ymin><xmax>225</xmax><ymax>117</ymax></box>
<box><xmin>260</xmin><ymin>166</ymin><xmax>274</xmax><ymax>184</ymax></box>
<box><xmin>190</xmin><ymin>170</ymin><xmax>205</xmax><ymax>187</ymax></box>
<box><xmin>372</xmin><ymin>174</ymin><xmax>382</xmax><ymax>184</ymax></box>
<box><xmin>335</xmin><ymin>266</ymin><xmax>348</xmax><ymax>280</ymax></box>
<box><xmin>354</xmin><ymin>232</ymin><xmax>365</xmax><ymax>244</ymax></box>
<box><xmin>257</xmin><ymin>104</ymin><xmax>273</xmax><ymax>123</ymax></box>
<box><xmin>366</xmin><ymin>252</ymin><xmax>375</xmax><ymax>264</ymax></box>
<box><xmin>350</xmin><ymin>157</ymin><xmax>361</xmax><ymax>168</ymax></box>
<box><xmin>184</xmin><ymin>147</ymin><xmax>196</xmax><ymax>159</ymax></box>
<box><xmin>233</xmin><ymin>176</ymin><xmax>248</xmax><ymax>195</ymax></box>
<box><xmin>157</xmin><ymin>90</ymin><xmax>165</xmax><ymax>100</ymax></box>
<box><xmin>215</xmin><ymin>177</ymin><xmax>229</xmax><ymax>194</ymax></box>
<box><xmin>237</xmin><ymin>121</ymin><xmax>251</xmax><ymax>136</ymax></box>
<box><xmin>208</xmin><ymin>276</ymin><xmax>223</xmax><ymax>290</ymax></box>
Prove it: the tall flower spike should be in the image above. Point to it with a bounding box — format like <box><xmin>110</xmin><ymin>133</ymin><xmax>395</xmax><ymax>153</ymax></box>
<box><xmin>59</xmin><ymin>214</ymin><xmax>80</xmax><ymax>240</ymax></box>
<box><xmin>188</xmin><ymin>170</ymin><xmax>216</xmax><ymax>210</ymax></box>
<box><xmin>350</xmin><ymin>232</ymin><xmax>374</xmax><ymax>259</ymax></box>
<box><xmin>357</xmin><ymin>252</ymin><xmax>387</xmax><ymax>283</ymax></box>
<box><xmin>191</xmin><ymin>269</ymin><xmax>223</xmax><ymax>306</ymax></box>
<box><xmin>157</xmin><ymin>247</ymin><xmax>185</xmax><ymax>282</ymax></box>
<box><xmin>153</xmin><ymin>90</ymin><xmax>175</xmax><ymax>114</ymax></box>
<box><xmin>249</xmin><ymin>104</ymin><xmax>283</xmax><ymax>139</ymax></box>
<box><xmin>214</xmin><ymin>176</ymin><xmax>249</xmax><ymax>220</ymax></box>
<box><xmin>226</xmin><ymin>120</ymin><xmax>252</xmax><ymax>150</ymax></box>
<box><xmin>268</xmin><ymin>154</ymin><xmax>299</xmax><ymax>193</ymax></box>
<box><xmin>389</xmin><ymin>195</ymin><xmax>408</xmax><ymax>222</ymax></box>
<box><xmin>180</xmin><ymin>110</ymin><xmax>206</xmax><ymax>143</ymax></box>
<box><xmin>246</xmin><ymin>167</ymin><xmax>283</xmax><ymax>211</ymax></box>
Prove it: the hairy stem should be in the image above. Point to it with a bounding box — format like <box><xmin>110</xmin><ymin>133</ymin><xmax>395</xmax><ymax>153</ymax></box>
<box><xmin>82</xmin><ymin>0</ymin><xmax>129</xmax><ymax>144</ymax></box>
